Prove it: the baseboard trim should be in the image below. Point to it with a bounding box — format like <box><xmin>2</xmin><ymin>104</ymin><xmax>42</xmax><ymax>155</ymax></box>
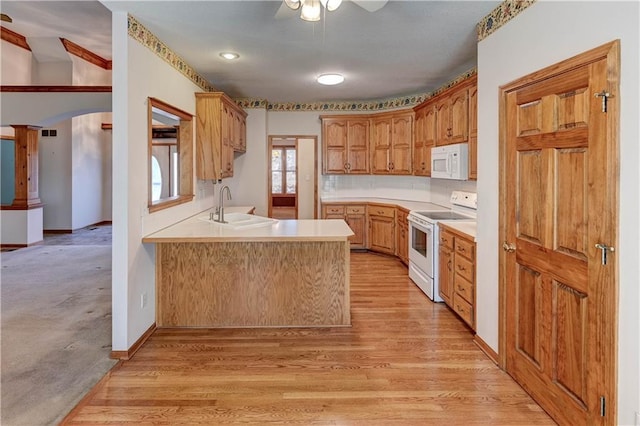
<box><xmin>473</xmin><ymin>334</ymin><xmax>499</xmax><ymax>365</ymax></box>
<box><xmin>58</xmin><ymin>361</ymin><xmax>123</xmax><ymax>425</ymax></box>
<box><xmin>110</xmin><ymin>322</ymin><xmax>156</xmax><ymax>360</ymax></box>
<box><xmin>1</xmin><ymin>240</ymin><xmax>43</xmax><ymax>249</ymax></box>
<box><xmin>93</xmin><ymin>220</ymin><xmax>112</xmax><ymax>226</ymax></box>
<box><xmin>43</xmin><ymin>229</ymin><xmax>73</xmax><ymax>234</ymax></box>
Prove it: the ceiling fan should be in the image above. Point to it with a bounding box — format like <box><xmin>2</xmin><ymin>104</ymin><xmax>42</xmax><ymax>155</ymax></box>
<box><xmin>1</xmin><ymin>13</ymin><xmax>12</xmax><ymax>23</ymax></box>
<box><xmin>276</xmin><ymin>0</ymin><xmax>388</xmax><ymax>21</ymax></box>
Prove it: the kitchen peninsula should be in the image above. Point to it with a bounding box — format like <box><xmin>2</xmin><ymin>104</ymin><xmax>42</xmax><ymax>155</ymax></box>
<box><xmin>142</xmin><ymin>209</ymin><xmax>354</xmax><ymax>328</ymax></box>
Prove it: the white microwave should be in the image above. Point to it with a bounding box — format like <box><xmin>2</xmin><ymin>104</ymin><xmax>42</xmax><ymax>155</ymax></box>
<box><xmin>431</xmin><ymin>143</ymin><xmax>469</xmax><ymax>180</ymax></box>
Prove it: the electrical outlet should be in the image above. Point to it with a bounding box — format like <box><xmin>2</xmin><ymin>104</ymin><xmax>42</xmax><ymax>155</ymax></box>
<box><xmin>141</xmin><ymin>292</ymin><xmax>147</xmax><ymax>308</ymax></box>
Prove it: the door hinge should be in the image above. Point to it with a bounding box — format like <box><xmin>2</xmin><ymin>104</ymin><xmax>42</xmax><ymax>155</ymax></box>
<box><xmin>594</xmin><ymin>90</ymin><xmax>611</xmax><ymax>113</ymax></box>
<box><xmin>600</xmin><ymin>396</ymin><xmax>606</xmax><ymax>417</ymax></box>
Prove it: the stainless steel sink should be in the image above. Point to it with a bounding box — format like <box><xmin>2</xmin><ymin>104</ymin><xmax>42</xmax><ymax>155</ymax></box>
<box><xmin>198</xmin><ymin>213</ymin><xmax>278</xmax><ymax>229</ymax></box>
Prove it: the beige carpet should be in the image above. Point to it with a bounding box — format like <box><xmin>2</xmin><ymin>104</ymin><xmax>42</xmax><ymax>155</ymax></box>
<box><xmin>1</xmin><ymin>244</ymin><xmax>116</xmax><ymax>426</ymax></box>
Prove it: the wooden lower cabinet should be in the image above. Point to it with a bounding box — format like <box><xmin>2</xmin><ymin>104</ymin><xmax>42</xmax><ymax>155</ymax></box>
<box><xmin>438</xmin><ymin>230</ymin><xmax>454</xmax><ymax>305</ymax></box>
<box><xmin>322</xmin><ymin>203</ymin><xmax>366</xmax><ymax>249</ymax></box>
<box><xmin>367</xmin><ymin>204</ymin><xmax>396</xmax><ymax>255</ymax></box>
<box><xmin>396</xmin><ymin>208</ymin><xmax>409</xmax><ymax>264</ymax></box>
<box><xmin>439</xmin><ymin>224</ymin><xmax>476</xmax><ymax>330</ymax></box>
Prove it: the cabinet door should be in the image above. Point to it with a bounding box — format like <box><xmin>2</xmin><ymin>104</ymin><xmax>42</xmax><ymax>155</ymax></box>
<box><xmin>391</xmin><ymin>114</ymin><xmax>412</xmax><ymax>174</ymax></box>
<box><xmin>232</xmin><ymin>110</ymin><xmax>246</xmax><ymax>152</ymax></box>
<box><xmin>423</xmin><ymin>106</ymin><xmax>436</xmax><ymax>175</ymax></box>
<box><xmin>435</xmin><ymin>99</ymin><xmax>450</xmax><ymax>145</ymax></box>
<box><xmin>345</xmin><ymin>214</ymin><xmax>366</xmax><ymax>248</ymax></box>
<box><xmin>370</xmin><ymin>117</ymin><xmax>392</xmax><ymax>174</ymax></box>
<box><xmin>369</xmin><ymin>215</ymin><xmax>395</xmax><ymax>254</ymax></box>
<box><xmin>468</xmin><ymin>84</ymin><xmax>478</xmax><ymax>180</ymax></box>
<box><xmin>449</xmin><ymin>87</ymin><xmax>469</xmax><ymax>144</ymax></box>
<box><xmin>397</xmin><ymin>223</ymin><xmax>408</xmax><ymax>264</ymax></box>
<box><xmin>322</xmin><ymin>119</ymin><xmax>348</xmax><ymax>174</ymax></box>
<box><xmin>438</xmin><ymin>245</ymin><xmax>454</xmax><ymax>304</ymax></box>
<box><xmin>346</xmin><ymin>119</ymin><xmax>370</xmax><ymax>174</ymax></box>
<box><xmin>413</xmin><ymin>107</ymin><xmax>427</xmax><ymax>175</ymax></box>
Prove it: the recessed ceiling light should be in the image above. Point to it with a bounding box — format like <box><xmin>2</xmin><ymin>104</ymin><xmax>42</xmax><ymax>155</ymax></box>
<box><xmin>317</xmin><ymin>73</ymin><xmax>344</xmax><ymax>85</ymax></box>
<box><xmin>219</xmin><ymin>52</ymin><xmax>239</xmax><ymax>60</ymax></box>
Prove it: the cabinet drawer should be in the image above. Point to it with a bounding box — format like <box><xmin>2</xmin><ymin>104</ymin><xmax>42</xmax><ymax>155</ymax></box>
<box><xmin>346</xmin><ymin>205</ymin><xmax>366</xmax><ymax>215</ymax></box>
<box><xmin>455</xmin><ymin>255</ymin><xmax>474</xmax><ymax>283</ymax></box>
<box><xmin>368</xmin><ymin>204</ymin><xmax>395</xmax><ymax>218</ymax></box>
<box><xmin>453</xmin><ymin>293</ymin><xmax>474</xmax><ymax>328</ymax></box>
<box><xmin>454</xmin><ymin>274</ymin><xmax>474</xmax><ymax>305</ymax></box>
<box><xmin>439</xmin><ymin>230</ymin><xmax>454</xmax><ymax>250</ymax></box>
<box><xmin>455</xmin><ymin>238</ymin><xmax>475</xmax><ymax>260</ymax></box>
<box><xmin>323</xmin><ymin>205</ymin><xmax>345</xmax><ymax>215</ymax></box>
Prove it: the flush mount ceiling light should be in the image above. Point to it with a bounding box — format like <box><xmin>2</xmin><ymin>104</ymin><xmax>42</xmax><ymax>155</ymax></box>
<box><xmin>317</xmin><ymin>73</ymin><xmax>344</xmax><ymax>85</ymax></box>
<box><xmin>285</xmin><ymin>0</ymin><xmax>343</xmax><ymax>22</ymax></box>
<box><xmin>219</xmin><ymin>52</ymin><xmax>239</xmax><ymax>60</ymax></box>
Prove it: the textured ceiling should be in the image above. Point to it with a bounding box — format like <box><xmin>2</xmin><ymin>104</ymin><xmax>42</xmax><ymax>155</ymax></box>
<box><xmin>2</xmin><ymin>1</ymin><xmax>500</xmax><ymax>103</ymax></box>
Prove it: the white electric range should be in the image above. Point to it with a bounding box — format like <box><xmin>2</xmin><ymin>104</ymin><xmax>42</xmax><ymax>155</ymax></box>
<box><xmin>407</xmin><ymin>191</ymin><xmax>477</xmax><ymax>301</ymax></box>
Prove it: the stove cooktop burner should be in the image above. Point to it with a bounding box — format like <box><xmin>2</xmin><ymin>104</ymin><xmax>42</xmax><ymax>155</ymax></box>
<box><xmin>413</xmin><ymin>211</ymin><xmax>473</xmax><ymax>220</ymax></box>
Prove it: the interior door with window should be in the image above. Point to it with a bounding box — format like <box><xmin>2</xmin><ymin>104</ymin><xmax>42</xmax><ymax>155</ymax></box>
<box><xmin>268</xmin><ymin>136</ymin><xmax>317</xmax><ymax>220</ymax></box>
<box><xmin>500</xmin><ymin>41</ymin><xmax>619</xmax><ymax>425</ymax></box>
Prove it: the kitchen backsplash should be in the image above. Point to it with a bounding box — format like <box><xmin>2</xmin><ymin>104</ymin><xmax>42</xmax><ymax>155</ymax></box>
<box><xmin>321</xmin><ymin>175</ymin><xmax>477</xmax><ymax>206</ymax></box>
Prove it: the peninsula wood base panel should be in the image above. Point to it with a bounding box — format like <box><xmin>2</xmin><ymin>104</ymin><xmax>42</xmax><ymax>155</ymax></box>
<box><xmin>156</xmin><ymin>241</ymin><xmax>350</xmax><ymax>327</ymax></box>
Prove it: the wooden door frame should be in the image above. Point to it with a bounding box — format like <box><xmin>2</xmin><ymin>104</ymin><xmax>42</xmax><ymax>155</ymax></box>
<box><xmin>267</xmin><ymin>135</ymin><xmax>318</xmax><ymax>219</ymax></box>
<box><xmin>498</xmin><ymin>40</ymin><xmax>620</xmax><ymax>420</ymax></box>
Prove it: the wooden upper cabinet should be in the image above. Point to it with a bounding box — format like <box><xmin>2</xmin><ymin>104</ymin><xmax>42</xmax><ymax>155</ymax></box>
<box><xmin>468</xmin><ymin>79</ymin><xmax>478</xmax><ymax>180</ymax></box>
<box><xmin>195</xmin><ymin>92</ymin><xmax>247</xmax><ymax>181</ymax></box>
<box><xmin>370</xmin><ymin>115</ymin><xmax>392</xmax><ymax>174</ymax></box>
<box><xmin>371</xmin><ymin>111</ymin><xmax>413</xmax><ymax>175</ymax></box>
<box><xmin>321</xmin><ymin>116</ymin><xmax>369</xmax><ymax>174</ymax></box>
<box><xmin>391</xmin><ymin>113</ymin><xmax>413</xmax><ymax>174</ymax></box>
<box><xmin>435</xmin><ymin>84</ymin><xmax>469</xmax><ymax>146</ymax></box>
<box><xmin>413</xmin><ymin>104</ymin><xmax>435</xmax><ymax>176</ymax></box>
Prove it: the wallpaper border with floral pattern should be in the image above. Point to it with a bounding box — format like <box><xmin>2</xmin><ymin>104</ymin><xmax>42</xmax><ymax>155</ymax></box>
<box><xmin>127</xmin><ymin>0</ymin><xmax>533</xmax><ymax>111</ymax></box>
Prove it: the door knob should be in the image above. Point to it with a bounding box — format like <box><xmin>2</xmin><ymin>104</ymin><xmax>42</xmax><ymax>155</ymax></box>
<box><xmin>502</xmin><ymin>242</ymin><xmax>516</xmax><ymax>253</ymax></box>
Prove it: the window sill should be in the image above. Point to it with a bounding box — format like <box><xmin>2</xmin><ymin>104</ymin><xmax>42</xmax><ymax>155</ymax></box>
<box><xmin>148</xmin><ymin>194</ymin><xmax>194</xmax><ymax>214</ymax></box>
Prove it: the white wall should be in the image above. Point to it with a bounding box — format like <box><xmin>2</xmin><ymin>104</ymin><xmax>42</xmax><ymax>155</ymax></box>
<box><xmin>111</xmin><ymin>12</ymin><xmax>215</xmax><ymax>351</ymax></box>
<box><xmin>72</xmin><ymin>112</ymin><xmax>111</xmax><ymax>228</ymax></box>
<box><xmin>0</xmin><ymin>41</ymin><xmax>32</xmax><ymax>84</ymax></box>
<box><xmin>477</xmin><ymin>2</ymin><xmax>639</xmax><ymax>423</ymax></box>
<box><xmin>71</xmin><ymin>55</ymin><xmax>112</xmax><ymax>229</ymax></box>
<box><xmin>0</xmin><ymin>208</ymin><xmax>43</xmax><ymax>245</ymax></box>
<box><xmin>224</xmin><ymin>108</ymin><xmax>268</xmax><ymax>216</ymax></box>
<box><xmin>40</xmin><ymin>122</ymin><xmax>72</xmax><ymax>230</ymax></box>
<box><xmin>34</xmin><ymin>61</ymin><xmax>72</xmax><ymax>85</ymax></box>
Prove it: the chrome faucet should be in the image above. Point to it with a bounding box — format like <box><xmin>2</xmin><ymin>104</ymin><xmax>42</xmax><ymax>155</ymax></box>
<box><xmin>216</xmin><ymin>185</ymin><xmax>232</xmax><ymax>223</ymax></box>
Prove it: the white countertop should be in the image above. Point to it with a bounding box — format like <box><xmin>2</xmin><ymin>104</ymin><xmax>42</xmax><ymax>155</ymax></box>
<box><xmin>320</xmin><ymin>196</ymin><xmax>448</xmax><ymax>212</ymax></box>
<box><xmin>143</xmin><ymin>207</ymin><xmax>354</xmax><ymax>243</ymax></box>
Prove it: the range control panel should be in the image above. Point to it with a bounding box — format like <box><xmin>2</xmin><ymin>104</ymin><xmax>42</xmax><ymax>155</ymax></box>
<box><xmin>450</xmin><ymin>191</ymin><xmax>477</xmax><ymax>210</ymax></box>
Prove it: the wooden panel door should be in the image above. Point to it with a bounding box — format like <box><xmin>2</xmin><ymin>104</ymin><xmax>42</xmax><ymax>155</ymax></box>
<box><xmin>370</xmin><ymin>116</ymin><xmax>392</xmax><ymax>174</ymax></box>
<box><xmin>322</xmin><ymin>119</ymin><xmax>348</xmax><ymax>174</ymax></box>
<box><xmin>391</xmin><ymin>113</ymin><xmax>412</xmax><ymax>174</ymax></box>
<box><xmin>347</xmin><ymin>119</ymin><xmax>370</xmax><ymax>174</ymax></box>
<box><xmin>502</xmin><ymin>42</ymin><xmax>619</xmax><ymax>426</ymax></box>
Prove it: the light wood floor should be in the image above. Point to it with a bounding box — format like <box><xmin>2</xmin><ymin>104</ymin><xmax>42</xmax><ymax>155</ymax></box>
<box><xmin>62</xmin><ymin>252</ymin><xmax>554</xmax><ymax>425</ymax></box>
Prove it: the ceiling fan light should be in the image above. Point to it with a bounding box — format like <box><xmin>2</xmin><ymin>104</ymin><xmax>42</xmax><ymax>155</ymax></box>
<box><xmin>317</xmin><ymin>73</ymin><xmax>344</xmax><ymax>85</ymax></box>
<box><xmin>322</xmin><ymin>0</ymin><xmax>342</xmax><ymax>12</ymax></box>
<box><xmin>284</xmin><ymin>0</ymin><xmax>301</xmax><ymax>10</ymax></box>
<box><xmin>301</xmin><ymin>0</ymin><xmax>321</xmax><ymax>21</ymax></box>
